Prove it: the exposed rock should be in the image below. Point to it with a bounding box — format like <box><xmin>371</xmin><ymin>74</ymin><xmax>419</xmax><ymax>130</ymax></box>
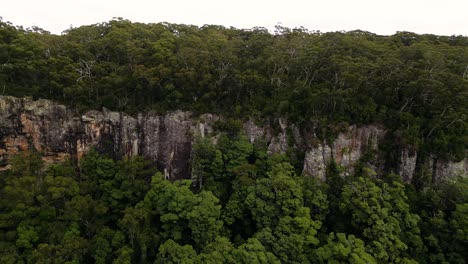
<box><xmin>0</xmin><ymin>96</ymin><xmax>78</xmax><ymax>168</ymax></box>
<box><xmin>291</xmin><ymin>124</ymin><xmax>304</xmax><ymax>148</ymax></box>
<box><xmin>432</xmin><ymin>157</ymin><xmax>467</xmax><ymax>182</ymax></box>
<box><xmin>302</xmin><ymin>125</ymin><xmax>386</xmax><ymax>178</ymax></box>
<box><xmin>0</xmin><ymin>96</ymin><xmax>194</xmax><ymax>180</ymax></box>
<box><xmin>0</xmin><ymin>96</ymin><xmax>466</xmax><ymax>182</ymax></box>
<box><xmin>399</xmin><ymin>148</ymin><xmax>417</xmax><ymax>182</ymax></box>
<box><xmin>303</xmin><ymin>143</ymin><xmax>332</xmax><ymax>180</ymax></box>
<box><xmin>333</xmin><ymin>125</ymin><xmax>385</xmax><ymax>169</ymax></box>
<box><xmin>243</xmin><ymin>119</ymin><xmax>268</xmax><ymax>144</ymax></box>
<box><xmin>267</xmin><ymin>118</ymin><xmax>290</xmax><ymax>155</ymax></box>
<box><xmin>267</xmin><ymin>131</ymin><xmax>288</xmax><ymax>154</ymax></box>
<box><xmin>196</xmin><ymin>114</ymin><xmax>219</xmax><ymax>139</ymax></box>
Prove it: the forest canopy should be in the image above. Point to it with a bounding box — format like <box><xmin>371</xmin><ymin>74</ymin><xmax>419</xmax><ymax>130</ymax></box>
<box><xmin>0</xmin><ymin>18</ymin><xmax>467</xmax><ymax>160</ymax></box>
<box><xmin>0</xmin><ymin>19</ymin><xmax>467</xmax><ymax>263</ymax></box>
<box><xmin>0</xmin><ymin>136</ymin><xmax>467</xmax><ymax>263</ymax></box>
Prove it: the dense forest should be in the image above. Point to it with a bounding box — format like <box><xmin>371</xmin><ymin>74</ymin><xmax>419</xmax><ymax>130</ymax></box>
<box><xmin>0</xmin><ymin>136</ymin><xmax>467</xmax><ymax>263</ymax></box>
<box><xmin>0</xmin><ymin>18</ymin><xmax>467</xmax><ymax>263</ymax></box>
<box><xmin>0</xmin><ymin>18</ymin><xmax>467</xmax><ymax>161</ymax></box>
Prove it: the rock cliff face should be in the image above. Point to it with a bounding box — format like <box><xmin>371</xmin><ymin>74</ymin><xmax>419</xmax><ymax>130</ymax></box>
<box><xmin>302</xmin><ymin>125</ymin><xmax>386</xmax><ymax>180</ymax></box>
<box><xmin>0</xmin><ymin>96</ymin><xmax>195</xmax><ymax>179</ymax></box>
<box><xmin>0</xmin><ymin>96</ymin><xmax>466</xmax><ymax>181</ymax></box>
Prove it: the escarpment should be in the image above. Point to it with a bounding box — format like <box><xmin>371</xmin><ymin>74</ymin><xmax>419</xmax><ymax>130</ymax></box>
<box><xmin>0</xmin><ymin>96</ymin><xmax>466</xmax><ymax>181</ymax></box>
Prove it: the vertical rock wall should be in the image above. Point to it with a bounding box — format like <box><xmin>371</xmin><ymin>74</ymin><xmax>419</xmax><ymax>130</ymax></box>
<box><xmin>301</xmin><ymin>125</ymin><xmax>386</xmax><ymax>179</ymax></box>
<box><xmin>0</xmin><ymin>97</ymin><xmax>195</xmax><ymax>180</ymax></box>
<box><xmin>0</xmin><ymin>96</ymin><xmax>466</xmax><ymax>181</ymax></box>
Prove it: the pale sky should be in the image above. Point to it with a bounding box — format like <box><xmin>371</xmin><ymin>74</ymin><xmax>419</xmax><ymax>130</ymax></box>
<box><xmin>2</xmin><ymin>0</ymin><xmax>468</xmax><ymax>36</ymax></box>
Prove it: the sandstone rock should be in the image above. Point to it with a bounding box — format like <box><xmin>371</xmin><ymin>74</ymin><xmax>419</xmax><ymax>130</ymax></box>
<box><xmin>243</xmin><ymin>119</ymin><xmax>266</xmax><ymax>144</ymax></box>
<box><xmin>0</xmin><ymin>96</ymin><xmax>465</xmax><ymax>182</ymax></box>
<box><xmin>303</xmin><ymin>143</ymin><xmax>332</xmax><ymax>180</ymax></box>
<box><xmin>302</xmin><ymin>125</ymin><xmax>386</xmax><ymax>178</ymax></box>
<box><xmin>0</xmin><ymin>96</ymin><xmax>195</xmax><ymax>180</ymax></box>
<box><xmin>399</xmin><ymin>148</ymin><xmax>417</xmax><ymax>182</ymax></box>
<box><xmin>432</xmin><ymin>157</ymin><xmax>467</xmax><ymax>182</ymax></box>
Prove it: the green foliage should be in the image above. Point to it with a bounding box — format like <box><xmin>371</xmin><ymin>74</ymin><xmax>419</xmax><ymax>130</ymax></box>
<box><xmin>231</xmin><ymin>238</ymin><xmax>280</xmax><ymax>264</ymax></box>
<box><xmin>155</xmin><ymin>240</ymin><xmax>197</xmax><ymax>264</ymax></box>
<box><xmin>340</xmin><ymin>177</ymin><xmax>422</xmax><ymax>262</ymax></box>
<box><xmin>1</xmin><ymin>18</ymin><xmax>466</xmax><ymax>158</ymax></box>
<box><xmin>301</xmin><ymin>176</ymin><xmax>329</xmax><ymax>222</ymax></box>
<box><xmin>193</xmin><ymin>134</ymin><xmax>254</xmax><ymax>203</ymax></box>
<box><xmin>409</xmin><ymin>177</ymin><xmax>468</xmax><ymax>263</ymax></box>
<box><xmin>313</xmin><ymin>232</ymin><xmax>376</xmax><ymax>263</ymax></box>
<box><xmin>10</xmin><ymin>150</ymin><xmax>44</xmax><ymax>176</ymax></box>
<box><xmin>143</xmin><ymin>173</ymin><xmax>223</xmax><ymax>248</ymax></box>
<box><xmin>16</xmin><ymin>224</ymin><xmax>39</xmax><ymax>249</ymax></box>
<box><xmin>0</xmin><ymin>130</ymin><xmax>466</xmax><ymax>263</ymax></box>
<box><xmin>245</xmin><ymin>162</ymin><xmax>304</xmax><ymax>228</ymax></box>
<box><xmin>190</xmin><ymin>137</ymin><xmax>224</xmax><ymax>192</ymax></box>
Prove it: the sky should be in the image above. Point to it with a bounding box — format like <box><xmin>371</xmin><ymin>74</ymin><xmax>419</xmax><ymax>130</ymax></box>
<box><xmin>2</xmin><ymin>0</ymin><xmax>468</xmax><ymax>36</ymax></box>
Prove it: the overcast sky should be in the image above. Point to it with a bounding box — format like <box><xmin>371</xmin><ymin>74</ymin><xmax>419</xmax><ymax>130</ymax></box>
<box><xmin>2</xmin><ymin>0</ymin><xmax>468</xmax><ymax>36</ymax></box>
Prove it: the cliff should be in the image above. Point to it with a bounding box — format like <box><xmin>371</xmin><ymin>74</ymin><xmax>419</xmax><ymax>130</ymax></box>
<box><xmin>0</xmin><ymin>96</ymin><xmax>466</xmax><ymax>181</ymax></box>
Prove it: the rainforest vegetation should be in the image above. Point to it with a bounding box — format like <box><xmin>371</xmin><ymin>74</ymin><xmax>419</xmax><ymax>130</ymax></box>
<box><xmin>0</xmin><ymin>138</ymin><xmax>467</xmax><ymax>263</ymax></box>
<box><xmin>0</xmin><ymin>18</ymin><xmax>467</xmax><ymax>161</ymax></box>
<box><xmin>0</xmin><ymin>18</ymin><xmax>467</xmax><ymax>263</ymax></box>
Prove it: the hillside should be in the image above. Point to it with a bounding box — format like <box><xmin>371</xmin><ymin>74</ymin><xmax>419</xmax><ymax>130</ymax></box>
<box><xmin>0</xmin><ymin>19</ymin><xmax>467</xmax><ymax>263</ymax></box>
<box><xmin>1</xmin><ymin>18</ymin><xmax>467</xmax><ymax>162</ymax></box>
<box><xmin>0</xmin><ymin>96</ymin><xmax>465</xmax><ymax>183</ymax></box>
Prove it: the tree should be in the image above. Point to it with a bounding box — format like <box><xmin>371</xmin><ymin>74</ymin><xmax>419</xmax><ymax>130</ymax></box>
<box><xmin>313</xmin><ymin>232</ymin><xmax>376</xmax><ymax>264</ymax></box>
<box><xmin>197</xmin><ymin>237</ymin><xmax>235</xmax><ymax>263</ymax></box>
<box><xmin>340</xmin><ymin>177</ymin><xmax>421</xmax><ymax>262</ymax></box>
<box><xmin>231</xmin><ymin>238</ymin><xmax>280</xmax><ymax>264</ymax></box>
<box><xmin>143</xmin><ymin>173</ymin><xmax>223</xmax><ymax>249</ymax></box>
<box><xmin>155</xmin><ymin>239</ymin><xmax>197</xmax><ymax>264</ymax></box>
<box><xmin>243</xmin><ymin>162</ymin><xmax>321</xmax><ymax>262</ymax></box>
